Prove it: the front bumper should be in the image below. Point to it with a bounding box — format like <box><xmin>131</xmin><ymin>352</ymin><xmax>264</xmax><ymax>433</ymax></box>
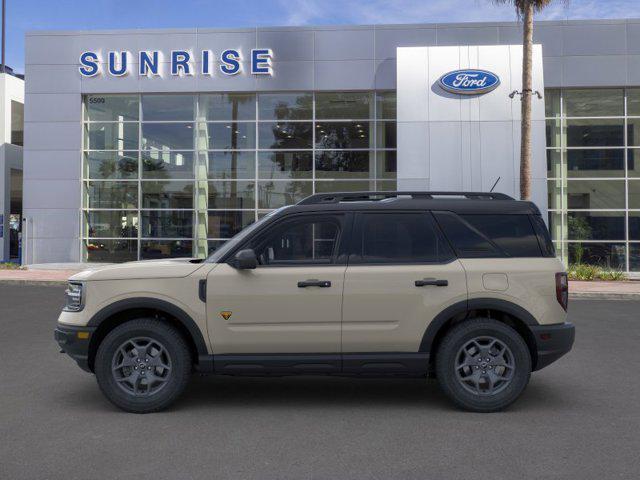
<box><xmin>54</xmin><ymin>324</ymin><xmax>96</xmax><ymax>373</ymax></box>
<box><xmin>531</xmin><ymin>322</ymin><xmax>575</xmax><ymax>371</ymax></box>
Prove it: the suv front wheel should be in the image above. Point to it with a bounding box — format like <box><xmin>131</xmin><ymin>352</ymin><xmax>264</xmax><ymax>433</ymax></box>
<box><xmin>95</xmin><ymin>319</ymin><xmax>192</xmax><ymax>413</ymax></box>
<box><xmin>436</xmin><ymin>318</ymin><xmax>532</xmax><ymax>412</ymax></box>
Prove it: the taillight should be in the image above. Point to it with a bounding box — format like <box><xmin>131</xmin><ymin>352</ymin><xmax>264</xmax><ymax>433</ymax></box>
<box><xmin>555</xmin><ymin>272</ymin><xmax>568</xmax><ymax>311</ymax></box>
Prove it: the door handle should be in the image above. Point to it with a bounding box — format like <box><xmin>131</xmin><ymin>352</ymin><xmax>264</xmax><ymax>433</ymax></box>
<box><xmin>415</xmin><ymin>278</ymin><xmax>448</xmax><ymax>287</ymax></box>
<box><xmin>298</xmin><ymin>279</ymin><xmax>332</xmax><ymax>288</ymax></box>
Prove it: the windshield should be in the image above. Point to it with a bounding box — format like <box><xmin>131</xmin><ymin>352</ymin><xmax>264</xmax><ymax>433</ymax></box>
<box><xmin>206</xmin><ymin>206</ymin><xmax>291</xmax><ymax>263</ymax></box>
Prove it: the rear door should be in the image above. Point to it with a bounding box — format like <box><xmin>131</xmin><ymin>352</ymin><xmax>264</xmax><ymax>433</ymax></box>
<box><xmin>341</xmin><ymin>211</ymin><xmax>467</xmax><ymax>353</ymax></box>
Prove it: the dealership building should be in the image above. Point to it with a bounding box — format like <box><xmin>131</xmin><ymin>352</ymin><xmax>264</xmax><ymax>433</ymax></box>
<box><xmin>20</xmin><ymin>18</ymin><xmax>640</xmax><ymax>272</ymax></box>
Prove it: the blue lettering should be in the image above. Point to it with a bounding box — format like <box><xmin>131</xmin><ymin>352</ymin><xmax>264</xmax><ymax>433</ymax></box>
<box><xmin>139</xmin><ymin>51</ymin><xmax>160</xmax><ymax>76</ymax></box>
<box><xmin>251</xmin><ymin>49</ymin><xmax>272</xmax><ymax>75</ymax></box>
<box><xmin>220</xmin><ymin>49</ymin><xmax>241</xmax><ymax>75</ymax></box>
<box><xmin>201</xmin><ymin>50</ymin><xmax>212</xmax><ymax>75</ymax></box>
<box><xmin>79</xmin><ymin>51</ymin><xmax>99</xmax><ymax>77</ymax></box>
<box><xmin>108</xmin><ymin>51</ymin><xmax>128</xmax><ymax>76</ymax></box>
<box><xmin>171</xmin><ymin>50</ymin><xmax>192</xmax><ymax>76</ymax></box>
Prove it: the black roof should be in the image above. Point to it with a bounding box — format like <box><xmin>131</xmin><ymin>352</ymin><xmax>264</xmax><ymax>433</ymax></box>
<box><xmin>280</xmin><ymin>191</ymin><xmax>541</xmax><ymax>216</ymax></box>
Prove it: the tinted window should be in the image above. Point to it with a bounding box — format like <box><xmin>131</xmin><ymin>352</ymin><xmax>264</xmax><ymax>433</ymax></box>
<box><xmin>254</xmin><ymin>217</ymin><xmax>341</xmax><ymax>265</ymax></box>
<box><xmin>433</xmin><ymin>212</ymin><xmax>501</xmax><ymax>258</ymax></box>
<box><xmin>461</xmin><ymin>215</ymin><xmax>542</xmax><ymax>257</ymax></box>
<box><xmin>530</xmin><ymin>215</ymin><xmax>556</xmax><ymax>257</ymax></box>
<box><xmin>357</xmin><ymin>213</ymin><xmax>453</xmax><ymax>264</ymax></box>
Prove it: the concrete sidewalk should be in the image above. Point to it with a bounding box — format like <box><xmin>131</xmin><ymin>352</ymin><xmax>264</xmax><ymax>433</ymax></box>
<box><xmin>1</xmin><ymin>266</ymin><xmax>640</xmax><ymax>300</ymax></box>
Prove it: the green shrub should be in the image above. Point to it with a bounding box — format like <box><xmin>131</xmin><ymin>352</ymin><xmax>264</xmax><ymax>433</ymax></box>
<box><xmin>568</xmin><ymin>263</ymin><xmax>601</xmax><ymax>281</ymax></box>
<box><xmin>568</xmin><ymin>264</ymin><xmax>626</xmax><ymax>281</ymax></box>
<box><xmin>0</xmin><ymin>262</ymin><xmax>23</xmax><ymax>270</ymax></box>
<box><xmin>597</xmin><ymin>269</ymin><xmax>626</xmax><ymax>281</ymax></box>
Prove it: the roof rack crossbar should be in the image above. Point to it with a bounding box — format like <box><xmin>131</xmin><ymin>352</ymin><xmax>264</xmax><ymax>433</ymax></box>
<box><xmin>297</xmin><ymin>191</ymin><xmax>514</xmax><ymax>205</ymax></box>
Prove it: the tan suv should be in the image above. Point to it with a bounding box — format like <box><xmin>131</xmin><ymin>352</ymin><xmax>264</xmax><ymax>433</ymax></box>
<box><xmin>55</xmin><ymin>191</ymin><xmax>574</xmax><ymax>413</ymax></box>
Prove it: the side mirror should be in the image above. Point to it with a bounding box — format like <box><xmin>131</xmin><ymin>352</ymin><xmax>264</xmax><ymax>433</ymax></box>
<box><xmin>233</xmin><ymin>249</ymin><xmax>257</xmax><ymax>270</ymax></box>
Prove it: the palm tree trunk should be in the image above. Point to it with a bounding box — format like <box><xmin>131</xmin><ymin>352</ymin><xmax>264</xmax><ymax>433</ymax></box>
<box><xmin>520</xmin><ymin>2</ymin><xmax>534</xmax><ymax>200</ymax></box>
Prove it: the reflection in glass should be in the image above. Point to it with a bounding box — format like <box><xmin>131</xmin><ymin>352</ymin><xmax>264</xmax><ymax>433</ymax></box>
<box><xmin>628</xmin><ymin>149</ymin><xmax>640</xmax><ymax>177</ymax></box>
<box><xmin>315</xmin><ymin>180</ymin><xmax>375</xmax><ymax>192</ymax></box>
<box><xmin>315</xmin><ymin>92</ymin><xmax>373</xmax><ymax>119</ymax></box>
<box><xmin>141</xmin><ymin>211</ymin><xmax>193</xmax><ymax>238</ymax></box>
<box><xmin>629</xmin><ymin>244</ymin><xmax>640</xmax><ymax>271</ymax></box>
<box><xmin>547</xmin><ymin>179</ymin><xmax>565</xmax><ymax>210</ymax></box>
<box><xmin>627</xmin><ymin>118</ymin><xmax>640</xmax><ymax>147</ymax></box>
<box><xmin>628</xmin><ymin>213</ymin><xmax>640</xmax><ymax>240</ymax></box>
<box><xmin>85</xmin><ymin>211</ymin><xmax>138</xmax><ymax>238</ymax></box>
<box><xmin>258</xmin><ymin>151</ymin><xmax>313</xmax><ymax>179</ymax></box>
<box><xmin>258</xmin><ymin>181</ymin><xmax>313</xmax><ymax>209</ymax></box>
<box><xmin>85</xmin><ymin>123</ymin><xmax>139</xmax><ymax>150</ymax></box>
<box><xmin>85</xmin><ymin>239</ymin><xmax>137</xmax><ymax>262</ymax></box>
<box><xmin>141</xmin><ymin>240</ymin><xmax>193</xmax><ymax>259</ymax></box>
<box><xmin>142</xmin><ymin>181</ymin><xmax>194</xmax><ymax>209</ymax></box>
<box><xmin>258</xmin><ymin>122</ymin><xmax>312</xmax><ymax>149</ymax></box>
<box><xmin>85</xmin><ymin>95</ymin><xmax>139</xmax><ymax>122</ymax></box>
<box><xmin>142</xmin><ymin>123</ymin><xmax>195</xmax><ymax>150</ymax></box>
<box><xmin>142</xmin><ymin>150</ymin><xmax>194</xmax><ymax>179</ymax></box>
<box><xmin>205</xmin><ymin>151</ymin><xmax>255</xmax><ymax>179</ymax></box>
<box><xmin>377</xmin><ymin>151</ymin><xmax>397</xmax><ymax>179</ymax></box>
<box><xmin>547</xmin><ymin>150</ymin><xmax>562</xmax><ymax>179</ymax></box>
<box><xmin>199</xmin><ymin>93</ymin><xmax>255</xmax><ymax>121</ymax></box>
<box><xmin>544</xmin><ymin>89</ymin><xmax>560</xmax><ymax>118</ymax></box>
<box><xmin>627</xmin><ymin>181</ymin><xmax>640</xmax><ymax>209</ymax></box>
<box><xmin>376</xmin><ymin>122</ymin><xmax>396</xmax><ymax>149</ymax></box>
<box><xmin>142</xmin><ymin>95</ymin><xmax>195</xmax><ymax>121</ymax></box>
<box><xmin>566</xmin><ymin>149</ymin><xmax>624</xmax><ymax>178</ymax></box>
<box><xmin>199</xmin><ymin>122</ymin><xmax>256</xmax><ymax>150</ymax></box>
<box><xmin>85</xmin><ymin>151</ymin><xmax>138</xmax><ymax>179</ymax></box>
<box><xmin>258</xmin><ymin>93</ymin><xmax>312</xmax><ymax>120</ymax></box>
<box><xmin>568</xmin><ymin>242</ymin><xmax>625</xmax><ymax>269</ymax></box>
<box><xmin>207</xmin><ymin>240</ymin><xmax>227</xmax><ymax>255</ymax></box>
<box><xmin>315</xmin><ymin>151</ymin><xmax>373</xmax><ymax>178</ymax></box>
<box><xmin>315</xmin><ymin>122</ymin><xmax>371</xmax><ymax>149</ymax></box>
<box><xmin>567</xmin><ymin>212</ymin><xmax>625</xmax><ymax>240</ymax></box>
<box><xmin>566</xmin><ymin>180</ymin><xmax>625</xmax><ymax>209</ymax></box>
<box><xmin>207</xmin><ymin>211</ymin><xmax>255</xmax><ymax>238</ymax></box>
<box><xmin>562</xmin><ymin>89</ymin><xmax>623</xmax><ymax>117</ymax></box>
<box><xmin>545</xmin><ymin>119</ymin><xmax>562</xmax><ymax>148</ymax></box>
<box><xmin>208</xmin><ymin>181</ymin><xmax>255</xmax><ymax>209</ymax></box>
<box><xmin>377</xmin><ymin>180</ymin><xmax>397</xmax><ymax>191</ymax></box>
<box><xmin>566</xmin><ymin>119</ymin><xmax>624</xmax><ymax>147</ymax></box>
<box><xmin>86</xmin><ymin>181</ymin><xmax>138</xmax><ymax>209</ymax></box>
<box><xmin>627</xmin><ymin>88</ymin><xmax>640</xmax><ymax>117</ymax></box>
<box><xmin>376</xmin><ymin>91</ymin><xmax>396</xmax><ymax>119</ymax></box>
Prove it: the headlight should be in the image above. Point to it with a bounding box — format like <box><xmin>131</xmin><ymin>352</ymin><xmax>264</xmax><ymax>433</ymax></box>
<box><xmin>63</xmin><ymin>282</ymin><xmax>84</xmax><ymax>312</ymax></box>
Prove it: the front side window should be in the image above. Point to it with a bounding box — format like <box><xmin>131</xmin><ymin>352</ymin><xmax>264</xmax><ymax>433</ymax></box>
<box><xmin>356</xmin><ymin>213</ymin><xmax>454</xmax><ymax>264</ymax></box>
<box><xmin>252</xmin><ymin>216</ymin><xmax>341</xmax><ymax>266</ymax></box>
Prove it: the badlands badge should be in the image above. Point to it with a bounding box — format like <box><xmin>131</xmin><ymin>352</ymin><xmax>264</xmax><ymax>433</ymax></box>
<box><xmin>220</xmin><ymin>311</ymin><xmax>232</xmax><ymax>321</ymax></box>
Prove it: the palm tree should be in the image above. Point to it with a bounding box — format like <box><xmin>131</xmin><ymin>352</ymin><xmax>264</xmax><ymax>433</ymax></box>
<box><xmin>493</xmin><ymin>0</ymin><xmax>553</xmax><ymax>200</ymax></box>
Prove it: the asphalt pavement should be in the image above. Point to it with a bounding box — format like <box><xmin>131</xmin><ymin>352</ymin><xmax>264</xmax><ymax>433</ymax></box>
<box><xmin>1</xmin><ymin>284</ymin><xmax>638</xmax><ymax>480</ymax></box>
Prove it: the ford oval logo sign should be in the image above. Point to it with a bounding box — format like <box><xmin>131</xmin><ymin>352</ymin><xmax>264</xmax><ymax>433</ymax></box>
<box><xmin>438</xmin><ymin>69</ymin><xmax>500</xmax><ymax>95</ymax></box>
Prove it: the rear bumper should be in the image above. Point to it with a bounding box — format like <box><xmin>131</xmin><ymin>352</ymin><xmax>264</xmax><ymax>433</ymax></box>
<box><xmin>531</xmin><ymin>322</ymin><xmax>575</xmax><ymax>371</ymax></box>
<box><xmin>54</xmin><ymin>324</ymin><xmax>96</xmax><ymax>373</ymax></box>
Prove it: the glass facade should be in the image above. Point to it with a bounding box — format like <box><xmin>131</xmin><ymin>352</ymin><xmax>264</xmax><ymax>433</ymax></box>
<box><xmin>82</xmin><ymin>92</ymin><xmax>397</xmax><ymax>261</ymax></box>
<box><xmin>546</xmin><ymin>88</ymin><xmax>640</xmax><ymax>272</ymax></box>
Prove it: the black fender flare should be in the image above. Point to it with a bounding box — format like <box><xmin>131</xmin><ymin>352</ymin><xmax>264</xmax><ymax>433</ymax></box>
<box><xmin>419</xmin><ymin>298</ymin><xmax>539</xmax><ymax>353</ymax></box>
<box><xmin>87</xmin><ymin>297</ymin><xmax>209</xmax><ymax>357</ymax></box>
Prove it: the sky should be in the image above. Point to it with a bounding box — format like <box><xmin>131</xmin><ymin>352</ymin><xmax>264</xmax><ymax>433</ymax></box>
<box><xmin>5</xmin><ymin>0</ymin><xmax>640</xmax><ymax>73</ymax></box>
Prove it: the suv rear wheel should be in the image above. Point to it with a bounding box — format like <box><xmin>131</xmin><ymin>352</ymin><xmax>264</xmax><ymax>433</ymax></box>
<box><xmin>436</xmin><ymin>318</ymin><xmax>531</xmax><ymax>412</ymax></box>
<box><xmin>95</xmin><ymin>319</ymin><xmax>192</xmax><ymax>413</ymax></box>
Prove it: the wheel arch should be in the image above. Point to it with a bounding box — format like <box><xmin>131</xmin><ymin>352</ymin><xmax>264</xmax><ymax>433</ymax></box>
<box><xmin>421</xmin><ymin>298</ymin><xmax>539</xmax><ymax>371</ymax></box>
<box><xmin>86</xmin><ymin>298</ymin><xmax>209</xmax><ymax>373</ymax></box>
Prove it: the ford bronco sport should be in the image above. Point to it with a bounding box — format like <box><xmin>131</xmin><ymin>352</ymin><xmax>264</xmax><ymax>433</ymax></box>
<box><xmin>55</xmin><ymin>191</ymin><xmax>574</xmax><ymax>413</ymax></box>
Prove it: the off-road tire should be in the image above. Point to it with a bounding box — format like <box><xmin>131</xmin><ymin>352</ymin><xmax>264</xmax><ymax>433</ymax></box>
<box><xmin>436</xmin><ymin>318</ymin><xmax>531</xmax><ymax>413</ymax></box>
<box><xmin>95</xmin><ymin>318</ymin><xmax>192</xmax><ymax>413</ymax></box>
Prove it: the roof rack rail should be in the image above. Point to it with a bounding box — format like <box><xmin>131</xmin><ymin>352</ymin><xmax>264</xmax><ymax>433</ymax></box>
<box><xmin>297</xmin><ymin>191</ymin><xmax>514</xmax><ymax>205</ymax></box>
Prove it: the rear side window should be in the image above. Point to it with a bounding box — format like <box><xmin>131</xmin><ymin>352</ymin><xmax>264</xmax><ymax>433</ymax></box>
<box><xmin>433</xmin><ymin>212</ymin><xmax>502</xmax><ymax>258</ymax></box>
<box><xmin>355</xmin><ymin>212</ymin><xmax>454</xmax><ymax>264</ymax></box>
<box><xmin>460</xmin><ymin>214</ymin><xmax>542</xmax><ymax>257</ymax></box>
<box><xmin>530</xmin><ymin>214</ymin><xmax>556</xmax><ymax>257</ymax></box>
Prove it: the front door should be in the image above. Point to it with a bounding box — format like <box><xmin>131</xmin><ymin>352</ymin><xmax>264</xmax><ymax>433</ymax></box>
<box><xmin>206</xmin><ymin>213</ymin><xmax>349</xmax><ymax>356</ymax></box>
<box><xmin>342</xmin><ymin>211</ymin><xmax>468</xmax><ymax>353</ymax></box>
